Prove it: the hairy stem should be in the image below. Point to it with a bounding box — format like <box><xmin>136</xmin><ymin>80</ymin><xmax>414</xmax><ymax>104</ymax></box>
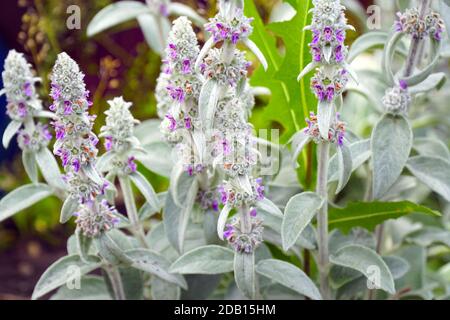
<box><xmin>403</xmin><ymin>0</ymin><xmax>431</xmax><ymax>77</ymax></box>
<box><xmin>104</xmin><ymin>265</ymin><xmax>126</xmax><ymax>300</ymax></box>
<box><xmin>316</xmin><ymin>142</ymin><xmax>331</xmax><ymax>300</ymax></box>
<box><xmin>119</xmin><ymin>176</ymin><xmax>148</xmax><ymax>248</ymax></box>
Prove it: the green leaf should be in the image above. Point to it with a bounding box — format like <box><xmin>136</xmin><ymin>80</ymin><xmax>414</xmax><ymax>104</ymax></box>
<box><xmin>76</xmin><ymin>228</ymin><xmax>93</xmax><ymax>263</ymax></box>
<box><xmin>371</xmin><ymin>114</ymin><xmax>412</xmax><ymax>199</ymax></box>
<box><xmin>256</xmin><ymin>259</ymin><xmax>322</xmax><ymax>300</ymax></box>
<box><xmin>170</xmin><ymin>245</ymin><xmax>234</xmax><ymax>275</ymax></box>
<box><xmin>329</xmin><ymin>244</ymin><xmax>396</xmax><ymax>294</ymax></box>
<box><xmin>94</xmin><ymin>233</ymin><xmax>133</xmax><ymax>265</ymax></box>
<box><xmin>125</xmin><ymin>248</ymin><xmax>187</xmax><ymax>289</ymax></box>
<box><xmin>151</xmin><ymin>277</ymin><xmax>181</xmax><ymax>300</ymax></box>
<box><xmin>0</xmin><ymin>183</ymin><xmax>53</xmax><ymax>222</ymax></box>
<box><xmin>348</xmin><ymin>31</ymin><xmax>390</xmax><ymax>62</ymax></box>
<box><xmin>281</xmin><ymin>192</ymin><xmax>323</xmax><ymax>251</ymax></box>
<box><xmin>244</xmin><ymin>0</ymin><xmax>314</xmax><ymax>143</ymax></box>
<box><xmin>413</xmin><ymin>138</ymin><xmax>450</xmax><ymax>161</ymax></box>
<box><xmin>406</xmin><ymin>156</ymin><xmax>450</xmax><ymax>202</ymax></box>
<box><xmin>136</xmin><ymin>14</ymin><xmax>166</xmax><ymax>54</ymax></box>
<box><xmin>408</xmin><ymin>72</ymin><xmax>447</xmax><ymax>94</ymax></box>
<box><xmin>328</xmin><ymin>201</ymin><xmax>440</xmax><ymax>234</ymax></box>
<box><xmin>336</xmin><ymin>144</ymin><xmax>353</xmax><ymax>194</ymax></box>
<box><xmin>32</xmin><ymin>255</ymin><xmax>102</xmax><ymax>300</ymax></box>
<box><xmin>87</xmin><ymin>1</ymin><xmax>151</xmax><ymax>37</ymax></box>
<box><xmin>168</xmin><ymin>3</ymin><xmax>206</xmax><ymax>26</ymax></box>
<box><xmin>234</xmin><ymin>251</ymin><xmax>257</xmax><ymax>299</ymax></box>
<box><xmin>329</xmin><ymin>139</ymin><xmax>371</xmax><ymax>182</ymax></box>
<box><xmin>256</xmin><ymin>197</ymin><xmax>283</xmax><ymax>218</ymax></box>
<box><xmin>51</xmin><ymin>276</ymin><xmax>111</xmax><ymax>300</ymax></box>
<box><xmin>405</xmin><ymin>226</ymin><xmax>450</xmax><ymax>247</ymax></box>
<box><xmin>136</xmin><ymin>142</ymin><xmax>173</xmax><ymax>178</ymax></box>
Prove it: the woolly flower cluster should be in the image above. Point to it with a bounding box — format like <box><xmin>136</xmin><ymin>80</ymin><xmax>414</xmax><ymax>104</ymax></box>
<box><xmin>311</xmin><ymin>68</ymin><xmax>348</xmax><ymax>102</ymax></box>
<box><xmin>205</xmin><ymin>8</ymin><xmax>253</xmax><ymax>44</ymax></box>
<box><xmin>74</xmin><ymin>200</ymin><xmax>120</xmax><ymax>237</ymax></box>
<box><xmin>382</xmin><ymin>81</ymin><xmax>411</xmax><ymax>115</ymax></box>
<box><xmin>158</xmin><ymin>17</ymin><xmax>202</xmax><ymax>143</ymax></box>
<box><xmin>17</xmin><ymin>124</ymin><xmax>52</xmax><ymax>151</ymax></box>
<box><xmin>224</xmin><ymin>209</ymin><xmax>263</xmax><ymax>253</ymax></box>
<box><xmin>218</xmin><ymin>177</ymin><xmax>264</xmax><ymax>207</ymax></box>
<box><xmin>395</xmin><ymin>8</ymin><xmax>445</xmax><ymax>41</ymax></box>
<box><xmin>100</xmin><ymin>97</ymin><xmax>139</xmax><ymax>175</ymax></box>
<box><xmin>305</xmin><ymin>112</ymin><xmax>346</xmax><ymax>146</ymax></box>
<box><xmin>1</xmin><ymin>50</ymin><xmax>41</xmax><ymax>121</ymax></box>
<box><xmin>201</xmin><ymin>48</ymin><xmax>250</xmax><ymax>87</ymax></box>
<box><xmin>50</xmin><ymin>52</ymin><xmax>98</xmax><ymax>173</ymax></box>
<box><xmin>310</xmin><ymin>0</ymin><xmax>349</xmax><ymax>64</ymax></box>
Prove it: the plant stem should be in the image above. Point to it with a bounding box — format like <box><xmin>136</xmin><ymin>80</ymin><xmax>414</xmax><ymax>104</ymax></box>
<box><xmin>403</xmin><ymin>0</ymin><xmax>431</xmax><ymax>77</ymax></box>
<box><xmin>316</xmin><ymin>141</ymin><xmax>331</xmax><ymax>300</ymax></box>
<box><xmin>104</xmin><ymin>265</ymin><xmax>126</xmax><ymax>300</ymax></box>
<box><xmin>119</xmin><ymin>176</ymin><xmax>149</xmax><ymax>248</ymax></box>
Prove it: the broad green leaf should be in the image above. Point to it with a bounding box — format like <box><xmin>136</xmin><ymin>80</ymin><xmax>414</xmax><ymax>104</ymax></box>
<box><xmin>330</xmin><ymin>244</ymin><xmax>395</xmax><ymax>294</ymax></box>
<box><xmin>406</xmin><ymin>156</ymin><xmax>450</xmax><ymax>202</ymax></box>
<box><xmin>32</xmin><ymin>255</ymin><xmax>102</xmax><ymax>300</ymax></box>
<box><xmin>136</xmin><ymin>142</ymin><xmax>173</xmax><ymax>178</ymax></box>
<box><xmin>137</xmin><ymin>14</ymin><xmax>165</xmax><ymax>54</ymax></box>
<box><xmin>51</xmin><ymin>276</ymin><xmax>111</xmax><ymax>300</ymax></box>
<box><xmin>255</xmin><ymin>197</ymin><xmax>283</xmax><ymax>218</ymax></box>
<box><xmin>87</xmin><ymin>1</ymin><xmax>151</xmax><ymax>37</ymax></box>
<box><xmin>281</xmin><ymin>192</ymin><xmax>323</xmax><ymax>251</ymax></box>
<box><xmin>129</xmin><ymin>171</ymin><xmax>159</xmax><ymax>211</ymax></box>
<box><xmin>256</xmin><ymin>259</ymin><xmax>322</xmax><ymax>300</ymax></box>
<box><xmin>371</xmin><ymin>114</ymin><xmax>412</xmax><ymax>199</ymax></box>
<box><xmin>328</xmin><ymin>201</ymin><xmax>440</xmax><ymax>234</ymax></box>
<box><xmin>2</xmin><ymin>120</ymin><xmax>21</xmax><ymax>149</ymax></box>
<box><xmin>22</xmin><ymin>150</ymin><xmax>38</xmax><ymax>183</ymax></box>
<box><xmin>35</xmin><ymin>147</ymin><xmax>65</xmax><ymax>189</ymax></box>
<box><xmin>170</xmin><ymin>245</ymin><xmax>234</xmax><ymax>275</ymax></box>
<box><xmin>409</xmin><ymin>72</ymin><xmax>446</xmax><ymax>94</ymax></box>
<box><xmin>0</xmin><ymin>183</ymin><xmax>53</xmax><ymax>222</ymax></box>
<box><xmin>405</xmin><ymin>227</ymin><xmax>450</xmax><ymax>247</ymax></box>
<box><xmin>234</xmin><ymin>251</ymin><xmax>257</xmax><ymax>299</ymax></box>
<box><xmin>125</xmin><ymin>248</ymin><xmax>187</xmax><ymax>289</ymax></box>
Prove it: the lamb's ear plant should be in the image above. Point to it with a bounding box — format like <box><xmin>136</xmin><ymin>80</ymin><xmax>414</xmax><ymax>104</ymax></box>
<box><xmin>0</xmin><ymin>50</ymin><xmax>64</xmax><ymax>222</ymax></box>
<box><xmin>86</xmin><ymin>0</ymin><xmax>206</xmax><ymax>55</ymax></box>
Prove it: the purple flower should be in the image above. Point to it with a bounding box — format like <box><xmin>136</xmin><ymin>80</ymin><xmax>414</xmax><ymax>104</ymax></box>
<box><xmin>184</xmin><ymin>117</ymin><xmax>192</xmax><ymax>129</ymax></box>
<box><xmin>335</xmin><ymin>45</ymin><xmax>344</xmax><ymax>63</ymax></box>
<box><xmin>168</xmin><ymin>44</ymin><xmax>177</xmax><ymax>59</ymax></box>
<box><xmin>399</xmin><ymin>80</ymin><xmax>408</xmax><ymax>90</ymax></box>
<box><xmin>165</xmin><ymin>114</ymin><xmax>177</xmax><ymax>132</ymax></box>
<box><xmin>231</xmin><ymin>32</ymin><xmax>240</xmax><ymax>44</ymax></box>
<box><xmin>323</xmin><ymin>26</ymin><xmax>333</xmax><ymax>42</ymax></box>
<box><xmin>166</xmin><ymin>85</ymin><xmax>185</xmax><ymax>102</ymax></box>
<box><xmin>50</xmin><ymin>84</ymin><xmax>61</xmax><ymax>100</ymax></box>
<box><xmin>23</xmin><ymin>81</ymin><xmax>33</xmax><ymax>97</ymax></box>
<box><xmin>326</xmin><ymin>86</ymin><xmax>335</xmax><ymax>101</ymax></box>
<box><xmin>54</xmin><ymin>123</ymin><xmax>65</xmax><ymax>140</ymax></box>
<box><xmin>182</xmin><ymin>59</ymin><xmax>191</xmax><ymax>74</ymax></box>
<box><xmin>312</xmin><ymin>29</ymin><xmax>320</xmax><ymax>45</ymax></box>
<box><xmin>17</xmin><ymin>102</ymin><xmax>27</xmax><ymax>118</ymax></box>
<box><xmin>335</xmin><ymin>29</ymin><xmax>345</xmax><ymax>43</ymax></box>
<box><xmin>63</xmin><ymin>101</ymin><xmax>72</xmax><ymax>115</ymax></box>
<box><xmin>218</xmin><ymin>185</ymin><xmax>227</xmax><ymax>204</ymax></box>
<box><xmin>223</xmin><ymin>224</ymin><xmax>234</xmax><ymax>240</ymax></box>
<box><xmin>72</xmin><ymin>158</ymin><xmax>80</xmax><ymax>172</ymax></box>
<box><xmin>212</xmin><ymin>200</ymin><xmax>219</xmax><ymax>212</ymax></box>
<box><xmin>312</xmin><ymin>46</ymin><xmax>321</xmax><ymax>62</ymax></box>
<box><xmin>127</xmin><ymin>156</ymin><xmax>137</xmax><ymax>173</ymax></box>
<box><xmin>159</xmin><ymin>3</ymin><xmax>168</xmax><ymax>17</ymax></box>
<box><xmin>250</xmin><ymin>208</ymin><xmax>257</xmax><ymax>217</ymax></box>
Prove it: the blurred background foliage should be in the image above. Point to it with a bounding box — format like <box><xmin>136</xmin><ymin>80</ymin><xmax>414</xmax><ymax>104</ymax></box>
<box><xmin>2</xmin><ymin>0</ymin><xmax>449</xmax><ymax>298</ymax></box>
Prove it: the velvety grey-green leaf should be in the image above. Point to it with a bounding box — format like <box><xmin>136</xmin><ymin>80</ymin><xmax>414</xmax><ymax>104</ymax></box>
<box><xmin>51</xmin><ymin>276</ymin><xmax>111</xmax><ymax>300</ymax></box>
<box><xmin>234</xmin><ymin>252</ymin><xmax>257</xmax><ymax>299</ymax></box>
<box><xmin>129</xmin><ymin>171</ymin><xmax>159</xmax><ymax>211</ymax></box>
<box><xmin>203</xmin><ymin>209</ymin><xmax>221</xmax><ymax>245</ymax></box>
<box><xmin>441</xmin><ymin>0</ymin><xmax>450</xmax><ymax>40</ymax></box>
<box><xmin>405</xmin><ymin>227</ymin><xmax>450</xmax><ymax>247</ymax></box>
<box><xmin>168</xmin><ymin>2</ymin><xmax>206</xmax><ymax>25</ymax></box>
<box><xmin>408</xmin><ymin>72</ymin><xmax>446</xmax><ymax>94</ymax></box>
<box><xmin>217</xmin><ymin>204</ymin><xmax>232</xmax><ymax>241</ymax></box>
<box><xmin>336</xmin><ymin>144</ymin><xmax>353</xmax><ymax>193</ymax></box>
<box><xmin>317</xmin><ymin>100</ymin><xmax>334</xmax><ymax>140</ymax></box>
<box><xmin>256</xmin><ymin>197</ymin><xmax>283</xmax><ymax>218</ymax></box>
<box><xmin>170</xmin><ymin>245</ymin><xmax>234</xmax><ymax>275</ymax></box>
<box><xmin>384</xmin><ymin>256</ymin><xmax>410</xmax><ymax>279</ymax></box>
<box><xmin>406</xmin><ymin>156</ymin><xmax>450</xmax><ymax>201</ymax></box>
<box><xmin>137</xmin><ymin>13</ymin><xmax>170</xmax><ymax>54</ymax></box>
<box><xmin>282</xmin><ymin>192</ymin><xmax>323</xmax><ymax>251</ymax></box>
<box><xmin>199</xmin><ymin>80</ymin><xmax>220</xmax><ymax>130</ymax></box>
<box><xmin>330</xmin><ymin>244</ymin><xmax>395</xmax><ymax>294</ymax></box>
<box><xmin>256</xmin><ymin>259</ymin><xmax>322</xmax><ymax>300</ymax></box>
<box><xmin>413</xmin><ymin>138</ymin><xmax>450</xmax><ymax>161</ymax></box>
<box><xmin>22</xmin><ymin>150</ymin><xmax>38</xmax><ymax>183</ymax></box>
<box><xmin>151</xmin><ymin>277</ymin><xmax>181</xmax><ymax>300</ymax></box>
<box><xmin>87</xmin><ymin>1</ymin><xmax>151</xmax><ymax>36</ymax></box>
<box><xmin>125</xmin><ymin>248</ymin><xmax>187</xmax><ymax>289</ymax></box>
<box><xmin>2</xmin><ymin>120</ymin><xmax>21</xmax><ymax>149</ymax></box>
<box><xmin>94</xmin><ymin>233</ymin><xmax>133</xmax><ymax>266</ymax></box>
<box><xmin>60</xmin><ymin>196</ymin><xmax>79</xmax><ymax>224</ymax></box>
<box><xmin>32</xmin><ymin>255</ymin><xmax>102</xmax><ymax>300</ymax></box>
<box><xmin>35</xmin><ymin>147</ymin><xmax>65</xmax><ymax>189</ymax></box>
<box><xmin>371</xmin><ymin>114</ymin><xmax>412</xmax><ymax>199</ymax></box>
<box><xmin>76</xmin><ymin>228</ymin><xmax>93</xmax><ymax>263</ymax></box>
<box><xmin>0</xmin><ymin>183</ymin><xmax>53</xmax><ymax>222</ymax></box>
<box><xmin>290</xmin><ymin>130</ymin><xmax>311</xmax><ymax>166</ymax></box>
<box><xmin>348</xmin><ymin>31</ymin><xmax>390</xmax><ymax>62</ymax></box>
<box><xmin>329</xmin><ymin>139</ymin><xmax>371</xmax><ymax>182</ymax></box>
